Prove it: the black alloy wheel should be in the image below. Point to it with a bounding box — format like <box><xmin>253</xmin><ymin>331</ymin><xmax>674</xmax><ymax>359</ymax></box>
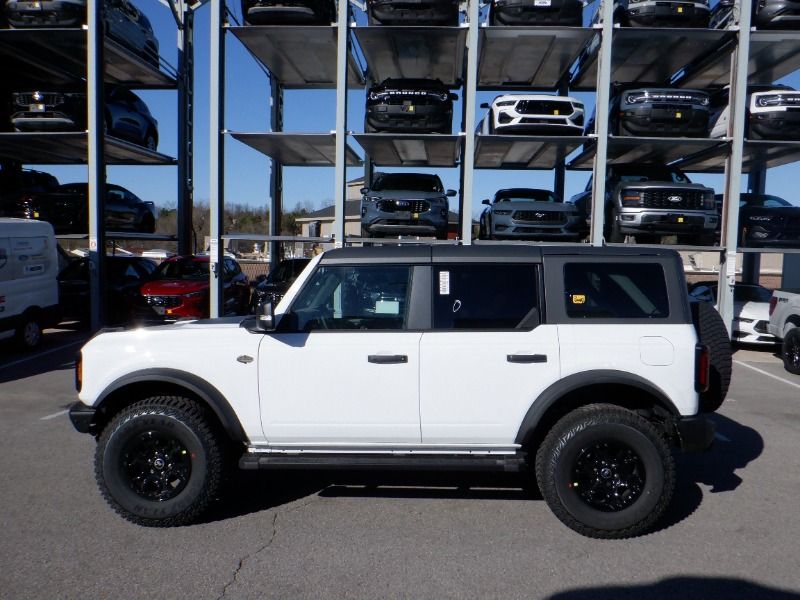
<box><xmin>782</xmin><ymin>328</ymin><xmax>800</xmax><ymax>375</ymax></box>
<box><xmin>121</xmin><ymin>430</ymin><xmax>192</xmax><ymax>501</ymax></box>
<box><xmin>570</xmin><ymin>440</ymin><xmax>645</xmax><ymax>512</ymax></box>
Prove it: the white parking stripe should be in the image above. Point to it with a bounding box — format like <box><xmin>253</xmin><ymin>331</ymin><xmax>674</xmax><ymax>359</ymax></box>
<box><xmin>0</xmin><ymin>340</ymin><xmax>84</xmax><ymax>372</ymax></box>
<box><xmin>40</xmin><ymin>409</ymin><xmax>69</xmax><ymax>421</ymax></box>
<box><xmin>734</xmin><ymin>360</ymin><xmax>800</xmax><ymax>391</ymax></box>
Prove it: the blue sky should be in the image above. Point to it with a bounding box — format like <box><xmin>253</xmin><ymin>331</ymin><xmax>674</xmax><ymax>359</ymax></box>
<box><xmin>36</xmin><ymin>1</ymin><xmax>800</xmax><ymax>219</ymax></box>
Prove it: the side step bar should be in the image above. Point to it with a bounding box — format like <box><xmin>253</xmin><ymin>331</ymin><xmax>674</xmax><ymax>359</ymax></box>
<box><xmin>240</xmin><ymin>453</ymin><xmax>528</xmax><ymax>472</ymax></box>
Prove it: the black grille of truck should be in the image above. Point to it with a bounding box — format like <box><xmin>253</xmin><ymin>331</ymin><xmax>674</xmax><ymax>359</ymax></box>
<box><xmin>640</xmin><ymin>190</ymin><xmax>706</xmax><ymax>210</ymax></box>
<box><xmin>513</xmin><ymin>210</ymin><xmax>566</xmax><ymax>223</ymax></box>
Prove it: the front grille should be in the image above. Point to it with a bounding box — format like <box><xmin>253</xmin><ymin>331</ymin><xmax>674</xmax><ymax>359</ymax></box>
<box><xmin>373</xmin><ymin>91</ymin><xmax>444</xmax><ymax>106</ymax></box>
<box><xmin>519</xmin><ymin>117</ymin><xmax>569</xmax><ymax>125</ymax></box>
<box><xmin>13</xmin><ymin>92</ymin><xmax>64</xmax><ymax>107</ymax></box>
<box><xmin>640</xmin><ymin>190</ymin><xmax>706</xmax><ymax>210</ymax></box>
<box><xmin>146</xmin><ymin>296</ymin><xmax>182</xmax><ymax>308</ymax></box>
<box><xmin>513</xmin><ymin>210</ymin><xmax>566</xmax><ymax>223</ymax></box>
<box><xmin>377</xmin><ymin>200</ymin><xmax>431</xmax><ymax>213</ymax></box>
<box><xmin>516</xmin><ymin>100</ymin><xmax>573</xmax><ymax>115</ymax></box>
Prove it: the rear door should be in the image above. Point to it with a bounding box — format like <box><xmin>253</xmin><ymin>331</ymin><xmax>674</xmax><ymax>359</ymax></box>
<box><xmin>419</xmin><ymin>262</ymin><xmax>560</xmax><ymax>445</ymax></box>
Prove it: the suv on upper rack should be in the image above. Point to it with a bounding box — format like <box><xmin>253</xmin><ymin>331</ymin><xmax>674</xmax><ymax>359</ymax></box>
<box><xmin>69</xmin><ymin>244</ymin><xmax>732</xmax><ymax>539</ymax></box>
<box><xmin>488</xmin><ymin>0</ymin><xmax>584</xmax><ymax>25</ymax></box>
<box><xmin>568</xmin><ymin>164</ymin><xmax>718</xmax><ymax>244</ymax></box>
<box><xmin>710</xmin><ymin>0</ymin><xmax>800</xmax><ymax>29</ymax></box>
<box><xmin>241</xmin><ymin>0</ymin><xmax>336</xmax><ymax>24</ymax></box>
<box><xmin>365</xmin><ymin>79</ymin><xmax>457</xmax><ymax>134</ymax></box>
<box><xmin>360</xmin><ymin>172</ymin><xmax>455</xmax><ymax>239</ymax></box>
<box><xmin>709</xmin><ymin>85</ymin><xmax>800</xmax><ymax>140</ymax></box>
<box><xmin>366</xmin><ymin>0</ymin><xmax>459</xmax><ymax>25</ymax></box>
<box><xmin>608</xmin><ymin>87</ymin><xmax>711</xmax><ymax>138</ymax></box>
<box><xmin>479</xmin><ymin>94</ymin><xmax>585</xmax><ymax>135</ymax></box>
<box><xmin>592</xmin><ymin>0</ymin><xmax>710</xmax><ymax>27</ymax></box>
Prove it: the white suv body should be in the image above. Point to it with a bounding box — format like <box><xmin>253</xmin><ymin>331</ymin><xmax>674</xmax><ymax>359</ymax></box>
<box><xmin>71</xmin><ymin>246</ymin><xmax>729</xmax><ymax>538</ymax></box>
<box><xmin>479</xmin><ymin>94</ymin><xmax>585</xmax><ymax>135</ymax></box>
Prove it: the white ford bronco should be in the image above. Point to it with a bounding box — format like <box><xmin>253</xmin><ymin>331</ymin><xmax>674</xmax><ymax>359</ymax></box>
<box><xmin>70</xmin><ymin>245</ymin><xmax>731</xmax><ymax>538</ymax></box>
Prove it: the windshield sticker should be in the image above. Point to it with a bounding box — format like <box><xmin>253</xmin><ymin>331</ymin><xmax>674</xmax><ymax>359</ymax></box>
<box><xmin>439</xmin><ymin>271</ymin><xmax>450</xmax><ymax>295</ymax></box>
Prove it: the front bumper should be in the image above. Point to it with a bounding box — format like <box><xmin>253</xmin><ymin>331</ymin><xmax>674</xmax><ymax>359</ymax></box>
<box><xmin>490</xmin><ymin>0</ymin><xmax>583</xmax><ymax>25</ymax></box>
<box><xmin>733</xmin><ymin>319</ymin><xmax>777</xmax><ymax>344</ymax></box>
<box><xmin>366</xmin><ymin>105</ymin><xmax>452</xmax><ymax>133</ymax></box>
<box><xmin>490</xmin><ymin>213</ymin><xmax>583</xmax><ymax>239</ymax></box>
<box><xmin>617</xmin><ymin>209</ymin><xmax>718</xmax><ymax>235</ymax></box>
<box><xmin>625</xmin><ymin>2</ymin><xmax>710</xmax><ymax>27</ymax></box>
<box><xmin>368</xmin><ymin>0</ymin><xmax>459</xmax><ymax>25</ymax></box>
<box><xmin>492</xmin><ymin>121</ymin><xmax>583</xmax><ymax>135</ymax></box>
<box><xmin>244</xmin><ymin>0</ymin><xmax>331</xmax><ymax>24</ymax></box>
<box><xmin>748</xmin><ymin>111</ymin><xmax>800</xmax><ymax>140</ymax></box>
<box><xmin>618</xmin><ymin>106</ymin><xmax>708</xmax><ymax>137</ymax></box>
<box><xmin>69</xmin><ymin>402</ymin><xmax>98</xmax><ymax>435</ymax></box>
<box><xmin>741</xmin><ymin>224</ymin><xmax>800</xmax><ymax>247</ymax></box>
<box><xmin>6</xmin><ymin>0</ymin><xmax>85</xmax><ymax>27</ymax></box>
<box><xmin>11</xmin><ymin>115</ymin><xmax>80</xmax><ymax>131</ymax></box>
<box><xmin>675</xmin><ymin>415</ymin><xmax>715</xmax><ymax>452</ymax></box>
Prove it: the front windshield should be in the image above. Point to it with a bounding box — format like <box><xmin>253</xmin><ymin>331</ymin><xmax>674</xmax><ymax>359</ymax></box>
<box><xmin>616</xmin><ymin>168</ymin><xmax>690</xmax><ymax>183</ymax></box>
<box><xmin>740</xmin><ymin>195</ymin><xmax>791</xmax><ymax>208</ymax></box>
<box><xmin>495</xmin><ymin>190</ymin><xmax>557</xmax><ymax>203</ymax></box>
<box><xmin>153</xmin><ymin>259</ymin><xmax>209</xmax><ymax>281</ymax></box>
<box><xmin>372</xmin><ymin>174</ymin><xmax>443</xmax><ymax>193</ymax></box>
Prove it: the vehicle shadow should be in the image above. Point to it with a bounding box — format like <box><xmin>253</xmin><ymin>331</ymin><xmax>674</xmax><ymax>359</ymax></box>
<box><xmin>0</xmin><ymin>326</ymin><xmax>87</xmax><ymax>384</ymax></box>
<box><xmin>547</xmin><ymin>577</ymin><xmax>800</xmax><ymax>599</ymax></box>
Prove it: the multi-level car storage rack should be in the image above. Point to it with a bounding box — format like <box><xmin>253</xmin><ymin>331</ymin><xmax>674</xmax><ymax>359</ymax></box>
<box><xmin>207</xmin><ymin>0</ymin><xmax>800</xmax><ymax>331</ymax></box>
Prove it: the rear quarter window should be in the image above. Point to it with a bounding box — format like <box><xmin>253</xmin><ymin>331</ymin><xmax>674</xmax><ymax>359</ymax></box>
<box><xmin>563</xmin><ymin>262</ymin><xmax>669</xmax><ymax>319</ymax></box>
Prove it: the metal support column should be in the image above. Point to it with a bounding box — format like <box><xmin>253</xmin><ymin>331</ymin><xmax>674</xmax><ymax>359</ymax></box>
<box><xmin>332</xmin><ymin>0</ymin><xmax>349</xmax><ymax>247</ymax></box>
<box><xmin>209</xmin><ymin>0</ymin><xmax>225</xmax><ymax>317</ymax></box>
<box><xmin>589</xmin><ymin>5</ymin><xmax>614</xmax><ymax>247</ymax></box>
<box><xmin>177</xmin><ymin>3</ymin><xmax>194</xmax><ymax>255</ymax></box>
<box><xmin>269</xmin><ymin>78</ymin><xmax>283</xmax><ymax>268</ymax></box>
<box><xmin>459</xmin><ymin>0</ymin><xmax>480</xmax><ymax>244</ymax></box>
<box><xmin>717</xmin><ymin>0</ymin><xmax>753</xmax><ymax>334</ymax></box>
<box><xmin>553</xmin><ymin>77</ymin><xmax>569</xmax><ymax>201</ymax></box>
<box><xmin>741</xmin><ymin>169</ymin><xmax>766</xmax><ymax>284</ymax></box>
<box><xmin>87</xmin><ymin>0</ymin><xmax>107</xmax><ymax>331</ymax></box>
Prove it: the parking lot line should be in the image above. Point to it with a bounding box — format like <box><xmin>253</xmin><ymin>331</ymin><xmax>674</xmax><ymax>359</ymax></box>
<box><xmin>734</xmin><ymin>360</ymin><xmax>800</xmax><ymax>391</ymax></box>
<box><xmin>0</xmin><ymin>340</ymin><xmax>84</xmax><ymax>372</ymax></box>
<box><xmin>40</xmin><ymin>409</ymin><xmax>70</xmax><ymax>421</ymax></box>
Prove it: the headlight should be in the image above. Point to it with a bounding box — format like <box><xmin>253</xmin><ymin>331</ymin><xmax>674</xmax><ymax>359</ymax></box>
<box><xmin>368</xmin><ymin>91</ymin><xmax>383</xmax><ymax>101</ymax></box>
<box><xmin>183</xmin><ymin>291</ymin><xmax>204</xmax><ymax>299</ymax></box>
<box><xmin>733</xmin><ymin>317</ymin><xmax>754</xmax><ymax>323</ymax></box>
<box><xmin>496</xmin><ymin>100</ymin><xmax>516</xmax><ymax>107</ymax></box>
<box><xmin>756</xmin><ymin>95</ymin><xmax>784</xmax><ymax>107</ymax></box>
<box><xmin>434</xmin><ymin>92</ymin><xmax>449</xmax><ymax>102</ymax></box>
<box><xmin>621</xmin><ymin>192</ymin><xmax>642</xmax><ymax>206</ymax></box>
<box><xmin>625</xmin><ymin>93</ymin><xmax>648</xmax><ymax>104</ymax></box>
<box><xmin>703</xmin><ymin>193</ymin><xmax>715</xmax><ymax>209</ymax></box>
<box><xmin>697</xmin><ymin>96</ymin><xmax>710</xmax><ymax>106</ymax></box>
<box><xmin>493</xmin><ymin>210</ymin><xmax>512</xmax><ymax>216</ymax></box>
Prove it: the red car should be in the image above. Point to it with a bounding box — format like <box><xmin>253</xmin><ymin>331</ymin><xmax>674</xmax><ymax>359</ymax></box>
<box><xmin>134</xmin><ymin>255</ymin><xmax>250</xmax><ymax>322</ymax></box>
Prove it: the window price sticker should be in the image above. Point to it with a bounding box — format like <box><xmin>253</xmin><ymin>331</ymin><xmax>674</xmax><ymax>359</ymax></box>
<box><xmin>439</xmin><ymin>271</ymin><xmax>450</xmax><ymax>295</ymax></box>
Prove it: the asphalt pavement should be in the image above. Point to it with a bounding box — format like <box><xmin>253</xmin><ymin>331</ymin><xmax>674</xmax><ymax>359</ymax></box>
<box><xmin>1</xmin><ymin>337</ymin><xmax>799</xmax><ymax>599</ymax></box>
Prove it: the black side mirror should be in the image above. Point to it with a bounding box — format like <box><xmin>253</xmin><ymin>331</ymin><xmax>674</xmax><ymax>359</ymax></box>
<box><xmin>482</xmin><ymin>199</ymin><xmax>490</xmax><ymax>205</ymax></box>
<box><xmin>480</xmin><ymin>102</ymin><xmax>489</xmax><ymax>109</ymax></box>
<box><xmin>450</xmin><ymin>93</ymin><xmax>459</xmax><ymax>101</ymax></box>
<box><xmin>446</xmin><ymin>189</ymin><xmax>457</xmax><ymax>197</ymax></box>
<box><xmin>360</xmin><ymin>187</ymin><xmax>370</xmax><ymax>195</ymax></box>
<box><xmin>254</xmin><ymin>301</ymin><xmax>275</xmax><ymax>332</ymax></box>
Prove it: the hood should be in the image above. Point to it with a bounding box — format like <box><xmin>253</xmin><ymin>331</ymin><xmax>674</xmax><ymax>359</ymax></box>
<box><xmin>140</xmin><ymin>279</ymin><xmax>207</xmax><ymax>296</ymax></box>
<box><xmin>365</xmin><ymin>190</ymin><xmax>447</xmax><ymax>200</ymax></box>
<box><xmin>735</xmin><ymin>300</ymin><xmax>770</xmax><ymax>322</ymax></box>
<box><xmin>493</xmin><ymin>200</ymin><xmax>576</xmax><ymax>213</ymax></box>
<box><xmin>615</xmin><ymin>181</ymin><xmax>713</xmax><ymax>192</ymax></box>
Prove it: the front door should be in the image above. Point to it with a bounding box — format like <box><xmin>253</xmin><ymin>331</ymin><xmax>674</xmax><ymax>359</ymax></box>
<box><xmin>258</xmin><ymin>263</ymin><xmax>421</xmax><ymax>445</ymax></box>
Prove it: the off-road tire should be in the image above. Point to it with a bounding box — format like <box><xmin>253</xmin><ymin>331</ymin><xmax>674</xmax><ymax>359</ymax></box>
<box><xmin>95</xmin><ymin>396</ymin><xmax>224</xmax><ymax>527</ymax></box>
<box><xmin>691</xmin><ymin>300</ymin><xmax>732</xmax><ymax>412</ymax></box>
<box><xmin>535</xmin><ymin>404</ymin><xmax>675</xmax><ymax>539</ymax></box>
<box><xmin>782</xmin><ymin>328</ymin><xmax>800</xmax><ymax>375</ymax></box>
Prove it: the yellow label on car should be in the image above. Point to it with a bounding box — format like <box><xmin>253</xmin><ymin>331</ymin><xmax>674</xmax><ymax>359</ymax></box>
<box><xmin>676</xmin><ymin>112</ymin><xmax>682</xmax><ymax>119</ymax></box>
<box><xmin>677</xmin><ymin>5</ymin><xmax>683</xmax><ymax>12</ymax></box>
<box><xmin>571</xmin><ymin>294</ymin><xmax>586</xmax><ymax>305</ymax></box>
<box><xmin>554</xmin><ymin>109</ymin><xmax>560</xmax><ymax>115</ymax></box>
<box><xmin>678</xmin><ymin>217</ymin><xmax>684</xmax><ymax>223</ymax></box>
<box><xmin>413</xmin><ymin>213</ymin><xmax>419</xmax><ymax>219</ymax></box>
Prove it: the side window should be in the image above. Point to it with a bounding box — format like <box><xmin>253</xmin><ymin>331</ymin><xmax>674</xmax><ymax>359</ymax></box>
<box><xmin>563</xmin><ymin>263</ymin><xmax>669</xmax><ymax>319</ymax></box>
<box><xmin>107</xmin><ymin>188</ymin><xmax>125</xmax><ymax>203</ymax></box>
<box><xmin>280</xmin><ymin>265</ymin><xmax>411</xmax><ymax>332</ymax></box>
<box><xmin>432</xmin><ymin>264</ymin><xmax>539</xmax><ymax>330</ymax></box>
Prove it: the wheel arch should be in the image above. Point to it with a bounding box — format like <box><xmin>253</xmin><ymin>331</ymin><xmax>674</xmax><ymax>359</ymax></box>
<box><xmin>515</xmin><ymin>370</ymin><xmax>680</xmax><ymax>451</ymax></box>
<box><xmin>93</xmin><ymin>368</ymin><xmax>247</xmax><ymax>443</ymax></box>
<box><xmin>783</xmin><ymin>315</ymin><xmax>800</xmax><ymax>336</ymax></box>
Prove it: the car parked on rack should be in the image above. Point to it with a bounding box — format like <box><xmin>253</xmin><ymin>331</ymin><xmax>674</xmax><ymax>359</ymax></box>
<box><xmin>606</xmin><ymin>87</ymin><xmax>711</xmax><ymax>138</ymax></box>
<box><xmin>365</xmin><ymin>79</ymin><xmax>456</xmax><ymax>134</ymax></box>
<box><xmin>488</xmin><ymin>0</ymin><xmax>583</xmax><ymax>25</ymax></box>
<box><xmin>366</xmin><ymin>0</ymin><xmax>459</xmax><ymax>25</ymax></box>
<box><xmin>709</xmin><ymin>85</ymin><xmax>800</xmax><ymax>140</ymax></box>
<box><xmin>6</xmin><ymin>182</ymin><xmax>157</xmax><ymax>234</ymax></box>
<box><xmin>591</xmin><ymin>0</ymin><xmax>710</xmax><ymax>27</ymax></box>
<box><xmin>478</xmin><ymin>188</ymin><xmax>585</xmax><ymax>241</ymax></box>
<box><xmin>710</xmin><ymin>0</ymin><xmax>800</xmax><ymax>29</ymax></box>
<box><xmin>479</xmin><ymin>94</ymin><xmax>585</xmax><ymax>135</ymax></box>
<box><xmin>133</xmin><ymin>255</ymin><xmax>250</xmax><ymax>323</ymax></box>
<box><xmin>716</xmin><ymin>193</ymin><xmax>800</xmax><ymax>247</ymax></box>
<box><xmin>11</xmin><ymin>87</ymin><xmax>159</xmax><ymax>151</ymax></box>
<box><xmin>5</xmin><ymin>0</ymin><xmax>159</xmax><ymax>67</ymax></box>
<box><xmin>360</xmin><ymin>172</ymin><xmax>455</xmax><ymax>239</ymax></box>
<box><xmin>568</xmin><ymin>164</ymin><xmax>718</xmax><ymax>244</ymax></box>
<box><xmin>249</xmin><ymin>257</ymin><xmax>311</xmax><ymax>311</ymax></box>
<box><xmin>0</xmin><ymin>167</ymin><xmax>59</xmax><ymax>219</ymax></box>
<box><xmin>689</xmin><ymin>281</ymin><xmax>776</xmax><ymax>345</ymax></box>
<box><xmin>58</xmin><ymin>255</ymin><xmax>157</xmax><ymax>325</ymax></box>
<box><xmin>241</xmin><ymin>0</ymin><xmax>336</xmax><ymax>24</ymax></box>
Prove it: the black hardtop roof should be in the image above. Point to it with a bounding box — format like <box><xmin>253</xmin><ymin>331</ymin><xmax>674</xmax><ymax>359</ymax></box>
<box><xmin>320</xmin><ymin>245</ymin><xmax>680</xmax><ymax>264</ymax></box>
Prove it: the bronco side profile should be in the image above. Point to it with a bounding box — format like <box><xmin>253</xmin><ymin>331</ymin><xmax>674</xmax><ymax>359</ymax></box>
<box><xmin>69</xmin><ymin>245</ymin><xmax>731</xmax><ymax>539</ymax></box>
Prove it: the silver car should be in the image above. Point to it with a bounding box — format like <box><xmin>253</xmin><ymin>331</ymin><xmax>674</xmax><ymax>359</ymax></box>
<box><xmin>479</xmin><ymin>188</ymin><xmax>584</xmax><ymax>241</ymax></box>
<box><xmin>361</xmin><ymin>173</ymin><xmax>455</xmax><ymax>240</ymax></box>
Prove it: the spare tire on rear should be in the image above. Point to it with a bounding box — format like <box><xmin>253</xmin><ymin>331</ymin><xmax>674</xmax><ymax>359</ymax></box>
<box><xmin>691</xmin><ymin>300</ymin><xmax>732</xmax><ymax>413</ymax></box>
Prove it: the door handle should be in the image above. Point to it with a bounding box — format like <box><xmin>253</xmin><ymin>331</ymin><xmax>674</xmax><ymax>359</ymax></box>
<box><xmin>507</xmin><ymin>354</ymin><xmax>547</xmax><ymax>364</ymax></box>
<box><xmin>368</xmin><ymin>355</ymin><xmax>408</xmax><ymax>364</ymax></box>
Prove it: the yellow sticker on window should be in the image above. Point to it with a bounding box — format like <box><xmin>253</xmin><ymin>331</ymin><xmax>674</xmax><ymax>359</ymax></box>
<box><xmin>571</xmin><ymin>294</ymin><xmax>586</xmax><ymax>305</ymax></box>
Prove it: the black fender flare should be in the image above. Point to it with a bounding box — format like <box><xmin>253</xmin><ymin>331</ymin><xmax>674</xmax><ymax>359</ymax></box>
<box><xmin>514</xmin><ymin>370</ymin><xmax>680</xmax><ymax>446</ymax></box>
<box><xmin>96</xmin><ymin>368</ymin><xmax>247</xmax><ymax>443</ymax></box>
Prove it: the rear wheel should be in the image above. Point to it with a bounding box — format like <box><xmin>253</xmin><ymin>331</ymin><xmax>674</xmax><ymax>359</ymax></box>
<box><xmin>16</xmin><ymin>312</ymin><xmax>43</xmax><ymax>350</ymax></box>
<box><xmin>782</xmin><ymin>328</ymin><xmax>800</xmax><ymax>375</ymax></box>
<box><xmin>95</xmin><ymin>396</ymin><xmax>224</xmax><ymax>527</ymax></box>
<box><xmin>535</xmin><ymin>404</ymin><xmax>675</xmax><ymax>539</ymax></box>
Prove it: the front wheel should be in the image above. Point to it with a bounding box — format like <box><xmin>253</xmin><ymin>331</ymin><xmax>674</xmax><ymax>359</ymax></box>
<box><xmin>95</xmin><ymin>396</ymin><xmax>224</xmax><ymax>527</ymax></box>
<box><xmin>535</xmin><ymin>404</ymin><xmax>675</xmax><ymax>539</ymax></box>
<box><xmin>782</xmin><ymin>328</ymin><xmax>800</xmax><ymax>375</ymax></box>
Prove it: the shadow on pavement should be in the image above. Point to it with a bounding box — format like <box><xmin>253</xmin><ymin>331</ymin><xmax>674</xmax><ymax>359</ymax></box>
<box><xmin>0</xmin><ymin>326</ymin><xmax>87</xmax><ymax>385</ymax></box>
<box><xmin>547</xmin><ymin>577</ymin><xmax>800</xmax><ymax>600</ymax></box>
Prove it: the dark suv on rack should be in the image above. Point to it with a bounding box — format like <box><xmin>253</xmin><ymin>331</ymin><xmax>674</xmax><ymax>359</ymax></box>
<box><xmin>366</xmin><ymin>0</ymin><xmax>459</xmax><ymax>25</ymax></box>
<box><xmin>593</xmin><ymin>0</ymin><xmax>710</xmax><ymax>27</ymax></box>
<box><xmin>365</xmin><ymin>79</ymin><xmax>456</xmax><ymax>134</ymax></box>
<box><xmin>360</xmin><ymin>172</ymin><xmax>455</xmax><ymax>239</ymax></box>
<box><xmin>11</xmin><ymin>87</ymin><xmax>159</xmax><ymax>150</ymax></box>
<box><xmin>488</xmin><ymin>0</ymin><xmax>583</xmax><ymax>25</ymax></box>
<box><xmin>608</xmin><ymin>87</ymin><xmax>710</xmax><ymax>138</ymax></box>
<box><xmin>241</xmin><ymin>0</ymin><xmax>336</xmax><ymax>24</ymax></box>
<box><xmin>710</xmin><ymin>0</ymin><xmax>800</xmax><ymax>29</ymax></box>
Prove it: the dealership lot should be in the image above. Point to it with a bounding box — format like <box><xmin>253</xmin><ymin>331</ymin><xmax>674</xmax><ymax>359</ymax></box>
<box><xmin>1</xmin><ymin>339</ymin><xmax>799</xmax><ymax>599</ymax></box>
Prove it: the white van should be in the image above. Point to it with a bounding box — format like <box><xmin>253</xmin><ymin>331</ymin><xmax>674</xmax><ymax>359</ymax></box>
<box><xmin>0</xmin><ymin>218</ymin><xmax>60</xmax><ymax>349</ymax></box>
